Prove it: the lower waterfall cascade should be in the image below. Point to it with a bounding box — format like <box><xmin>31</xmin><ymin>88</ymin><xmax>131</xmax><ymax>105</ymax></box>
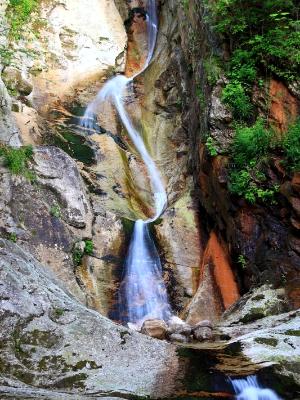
<box><xmin>231</xmin><ymin>376</ymin><xmax>281</xmax><ymax>400</ymax></box>
<box><xmin>81</xmin><ymin>0</ymin><xmax>171</xmax><ymax>327</ymax></box>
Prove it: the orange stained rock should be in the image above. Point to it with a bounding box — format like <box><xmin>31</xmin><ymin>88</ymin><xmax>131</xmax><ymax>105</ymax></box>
<box><xmin>238</xmin><ymin>209</ymin><xmax>257</xmax><ymax>237</ymax></box>
<box><xmin>201</xmin><ymin>231</ymin><xmax>240</xmax><ymax>309</ymax></box>
<box><xmin>269</xmin><ymin>79</ymin><xmax>299</xmax><ymax>134</ymax></box>
<box><xmin>125</xmin><ymin>11</ymin><xmax>148</xmax><ymax>77</ymax></box>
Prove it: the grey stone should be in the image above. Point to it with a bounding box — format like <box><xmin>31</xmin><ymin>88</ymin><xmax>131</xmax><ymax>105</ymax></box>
<box><xmin>208</xmin><ymin>77</ymin><xmax>234</xmax><ymax>152</ymax></box>
<box><xmin>2</xmin><ymin>66</ymin><xmax>33</xmax><ymax>96</ymax></box>
<box><xmin>0</xmin><ymin>77</ymin><xmax>21</xmax><ymax>146</ymax></box>
<box><xmin>169</xmin><ymin>333</ymin><xmax>189</xmax><ymax>343</ymax></box>
<box><xmin>167</xmin><ymin>316</ymin><xmax>192</xmax><ymax>336</ymax></box>
<box><xmin>193</xmin><ymin>320</ymin><xmax>213</xmax><ymax>329</ymax></box>
<box><xmin>33</xmin><ymin>147</ymin><xmax>91</xmax><ymax>228</ymax></box>
<box><xmin>0</xmin><ymin>239</ymin><xmax>179</xmax><ymax>397</ymax></box>
<box><xmin>222</xmin><ymin>285</ymin><xmax>288</xmax><ymax>326</ymax></box>
<box><xmin>193</xmin><ymin>326</ymin><xmax>213</xmax><ymax>342</ymax></box>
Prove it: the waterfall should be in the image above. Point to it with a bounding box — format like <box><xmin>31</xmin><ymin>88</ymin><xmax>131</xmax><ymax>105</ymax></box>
<box><xmin>231</xmin><ymin>376</ymin><xmax>281</xmax><ymax>400</ymax></box>
<box><xmin>81</xmin><ymin>0</ymin><xmax>171</xmax><ymax>327</ymax></box>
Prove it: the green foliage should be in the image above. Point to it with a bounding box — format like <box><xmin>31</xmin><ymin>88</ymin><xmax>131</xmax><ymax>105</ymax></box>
<box><xmin>231</xmin><ymin>119</ymin><xmax>272</xmax><ymax>167</ymax></box>
<box><xmin>222</xmin><ymin>81</ymin><xmax>252</xmax><ymax>120</ymax></box>
<box><xmin>0</xmin><ymin>46</ymin><xmax>13</xmax><ymax>67</ymax></box>
<box><xmin>73</xmin><ymin>240</ymin><xmax>94</xmax><ymax>266</ymax></box>
<box><xmin>181</xmin><ymin>0</ymin><xmax>189</xmax><ymax>13</ymax></box>
<box><xmin>53</xmin><ymin>308</ymin><xmax>64</xmax><ymax>317</ymax></box>
<box><xmin>205</xmin><ymin>136</ymin><xmax>218</xmax><ymax>157</ymax></box>
<box><xmin>73</xmin><ymin>247</ymin><xmax>84</xmax><ymax>266</ymax></box>
<box><xmin>229</xmin><ymin>119</ymin><xmax>279</xmax><ymax>204</ymax></box>
<box><xmin>237</xmin><ymin>254</ymin><xmax>247</xmax><ymax>269</ymax></box>
<box><xmin>8</xmin><ymin>232</ymin><xmax>17</xmax><ymax>243</ymax></box>
<box><xmin>84</xmin><ymin>240</ymin><xmax>94</xmax><ymax>255</ymax></box>
<box><xmin>7</xmin><ymin>0</ymin><xmax>38</xmax><ymax>40</ymax></box>
<box><xmin>50</xmin><ymin>204</ymin><xmax>61</xmax><ymax>218</ymax></box>
<box><xmin>229</xmin><ymin>169</ymin><xmax>279</xmax><ymax>204</ymax></box>
<box><xmin>0</xmin><ymin>145</ymin><xmax>35</xmax><ymax>181</ymax></box>
<box><xmin>282</xmin><ymin>121</ymin><xmax>300</xmax><ymax>171</ymax></box>
<box><xmin>205</xmin><ymin>0</ymin><xmax>300</xmax><ymax>83</ymax></box>
<box><xmin>196</xmin><ymin>86</ymin><xmax>206</xmax><ymax>109</ymax></box>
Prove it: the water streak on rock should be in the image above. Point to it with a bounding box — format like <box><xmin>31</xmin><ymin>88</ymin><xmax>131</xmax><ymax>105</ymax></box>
<box><xmin>81</xmin><ymin>0</ymin><xmax>171</xmax><ymax>326</ymax></box>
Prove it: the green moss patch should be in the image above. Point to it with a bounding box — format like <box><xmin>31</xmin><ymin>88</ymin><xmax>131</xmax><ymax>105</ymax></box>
<box><xmin>254</xmin><ymin>337</ymin><xmax>278</xmax><ymax>347</ymax></box>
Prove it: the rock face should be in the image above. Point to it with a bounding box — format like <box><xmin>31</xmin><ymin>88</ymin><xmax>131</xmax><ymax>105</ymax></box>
<box><xmin>0</xmin><ymin>77</ymin><xmax>21</xmax><ymax>146</ymax></box>
<box><xmin>220</xmin><ymin>289</ymin><xmax>300</xmax><ymax>397</ymax></box>
<box><xmin>185</xmin><ymin>231</ymin><xmax>240</xmax><ymax>324</ymax></box>
<box><xmin>7</xmin><ymin>239</ymin><xmax>297</xmax><ymax>399</ymax></box>
<box><xmin>160</xmin><ymin>0</ymin><xmax>300</xmax><ymax>313</ymax></box>
<box><xmin>0</xmin><ymin>239</ymin><xmax>180</xmax><ymax>398</ymax></box>
<box><xmin>33</xmin><ymin>147</ymin><xmax>91</xmax><ymax>229</ymax></box>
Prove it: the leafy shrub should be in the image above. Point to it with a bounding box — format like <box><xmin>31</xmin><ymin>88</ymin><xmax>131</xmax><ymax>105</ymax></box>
<box><xmin>206</xmin><ymin>0</ymin><xmax>300</xmax><ymax>82</ymax></box>
<box><xmin>8</xmin><ymin>232</ymin><xmax>17</xmax><ymax>243</ymax></box>
<box><xmin>50</xmin><ymin>204</ymin><xmax>61</xmax><ymax>218</ymax></box>
<box><xmin>228</xmin><ymin>119</ymin><xmax>279</xmax><ymax>203</ymax></box>
<box><xmin>84</xmin><ymin>240</ymin><xmax>94</xmax><ymax>255</ymax></box>
<box><xmin>205</xmin><ymin>0</ymin><xmax>300</xmax><ymax>122</ymax></box>
<box><xmin>222</xmin><ymin>81</ymin><xmax>252</xmax><ymax>120</ymax></box>
<box><xmin>229</xmin><ymin>169</ymin><xmax>279</xmax><ymax>204</ymax></box>
<box><xmin>237</xmin><ymin>254</ymin><xmax>247</xmax><ymax>269</ymax></box>
<box><xmin>72</xmin><ymin>240</ymin><xmax>94</xmax><ymax>266</ymax></box>
<box><xmin>205</xmin><ymin>136</ymin><xmax>218</xmax><ymax>157</ymax></box>
<box><xmin>282</xmin><ymin>121</ymin><xmax>300</xmax><ymax>171</ymax></box>
<box><xmin>0</xmin><ymin>145</ymin><xmax>35</xmax><ymax>180</ymax></box>
<box><xmin>7</xmin><ymin>0</ymin><xmax>38</xmax><ymax>39</ymax></box>
<box><xmin>231</xmin><ymin>119</ymin><xmax>273</xmax><ymax>167</ymax></box>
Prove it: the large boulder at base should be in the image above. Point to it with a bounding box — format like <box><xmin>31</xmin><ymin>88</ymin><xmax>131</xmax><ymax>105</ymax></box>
<box><xmin>220</xmin><ymin>287</ymin><xmax>300</xmax><ymax>394</ymax></box>
<box><xmin>141</xmin><ymin>319</ymin><xmax>168</xmax><ymax>340</ymax></box>
<box><xmin>192</xmin><ymin>320</ymin><xmax>213</xmax><ymax>342</ymax></box>
<box><xmin>167</xmin><ymin>316</ymin><xmax>192</xmax><ymax>337</ymax></box>
<box><xmin>222</xmin><ymin>285</ymin><xmax>289</xmax><ymax>325</ymax></box>
<box><xmin>0</xmin><ymin>239</ymin><xmax>180</xmax><ymax>398</ymax></box>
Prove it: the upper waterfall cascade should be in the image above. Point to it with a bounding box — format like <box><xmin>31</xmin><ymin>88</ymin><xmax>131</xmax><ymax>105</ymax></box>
<box><xmin>81</xmin><ymin>0</ymin><xmax>171</xmax><ymax>326</ymax></box>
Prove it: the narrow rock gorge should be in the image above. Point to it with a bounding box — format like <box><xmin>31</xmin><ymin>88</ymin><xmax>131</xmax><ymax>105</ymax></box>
<box><xmin>0</xmin><ymin>0</ymin><xmax>299</xmax><ymax>399</ymax></box>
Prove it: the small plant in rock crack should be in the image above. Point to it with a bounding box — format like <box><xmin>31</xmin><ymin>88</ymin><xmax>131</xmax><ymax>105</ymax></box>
<box><xmin>237</xmin><ymin>254</ymin><xmax>247</xmax><ymax>269</ymax></box>
<box><xmin>8</xmin><ymin>232</ymin><xmax>17</xmax><ymax>243</ymax></box>
<box><xmin>53</xmin><ymin>307</ymin><xmax>65</xmax><ymax>317</ymax></box>
<box><xmin>206</xmin><ymin>136</ymin><xmax>218</xmax><ymax>157</ymax></box>
<box><xmin>72</xmin><ymin>240</ymin><xmax>94</xmax><ymax>266</ymax></box>
<box><xmin>50</xmin><ymin>204</ymin><xmax>61</xmax><ymax>218</ymax></box>
<box><xmin>84</xmin><ymin>240</ymin><xmax>94</xmax><ymax>255</ymax></box>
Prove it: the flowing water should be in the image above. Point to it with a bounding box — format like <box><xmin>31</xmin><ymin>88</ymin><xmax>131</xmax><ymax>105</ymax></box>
<box><xmin>231</xmin><ymin>376</ymin><xmax>281</xmax><ymax>400</ymax></box>
<box><xmin>81</xmin><ymin>0</ymin><xmax>171</xmax><ymax>327</ymax></box>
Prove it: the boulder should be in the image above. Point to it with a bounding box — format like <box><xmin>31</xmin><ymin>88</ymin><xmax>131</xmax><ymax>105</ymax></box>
<box><xmin>192</xmin><ymin>325</ymin><xmax>213</xmax><ymax>342</ymax></box>
<box><xmin>141</xmin><ymin>319</ymin><xmax>168</xmax><ymax>340</ymax></box>
<box><xmin>2</xmin><ymin>67</ymin><xmax>33</xmax><ymax>96</ymax></box>
<box><xmin>222</xmin><ymin>285</ymin><xmax>288</xmax><ymax>326</ymax></box>
<box><xmin>169</xmin><ymin>333</ymin><xmax>189</xmax><ymax>344</ymax></box>
<box><xmin>167</xmin><ymin>316</ymin><xmax>192</xmax><ymax>336</ymax></box>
